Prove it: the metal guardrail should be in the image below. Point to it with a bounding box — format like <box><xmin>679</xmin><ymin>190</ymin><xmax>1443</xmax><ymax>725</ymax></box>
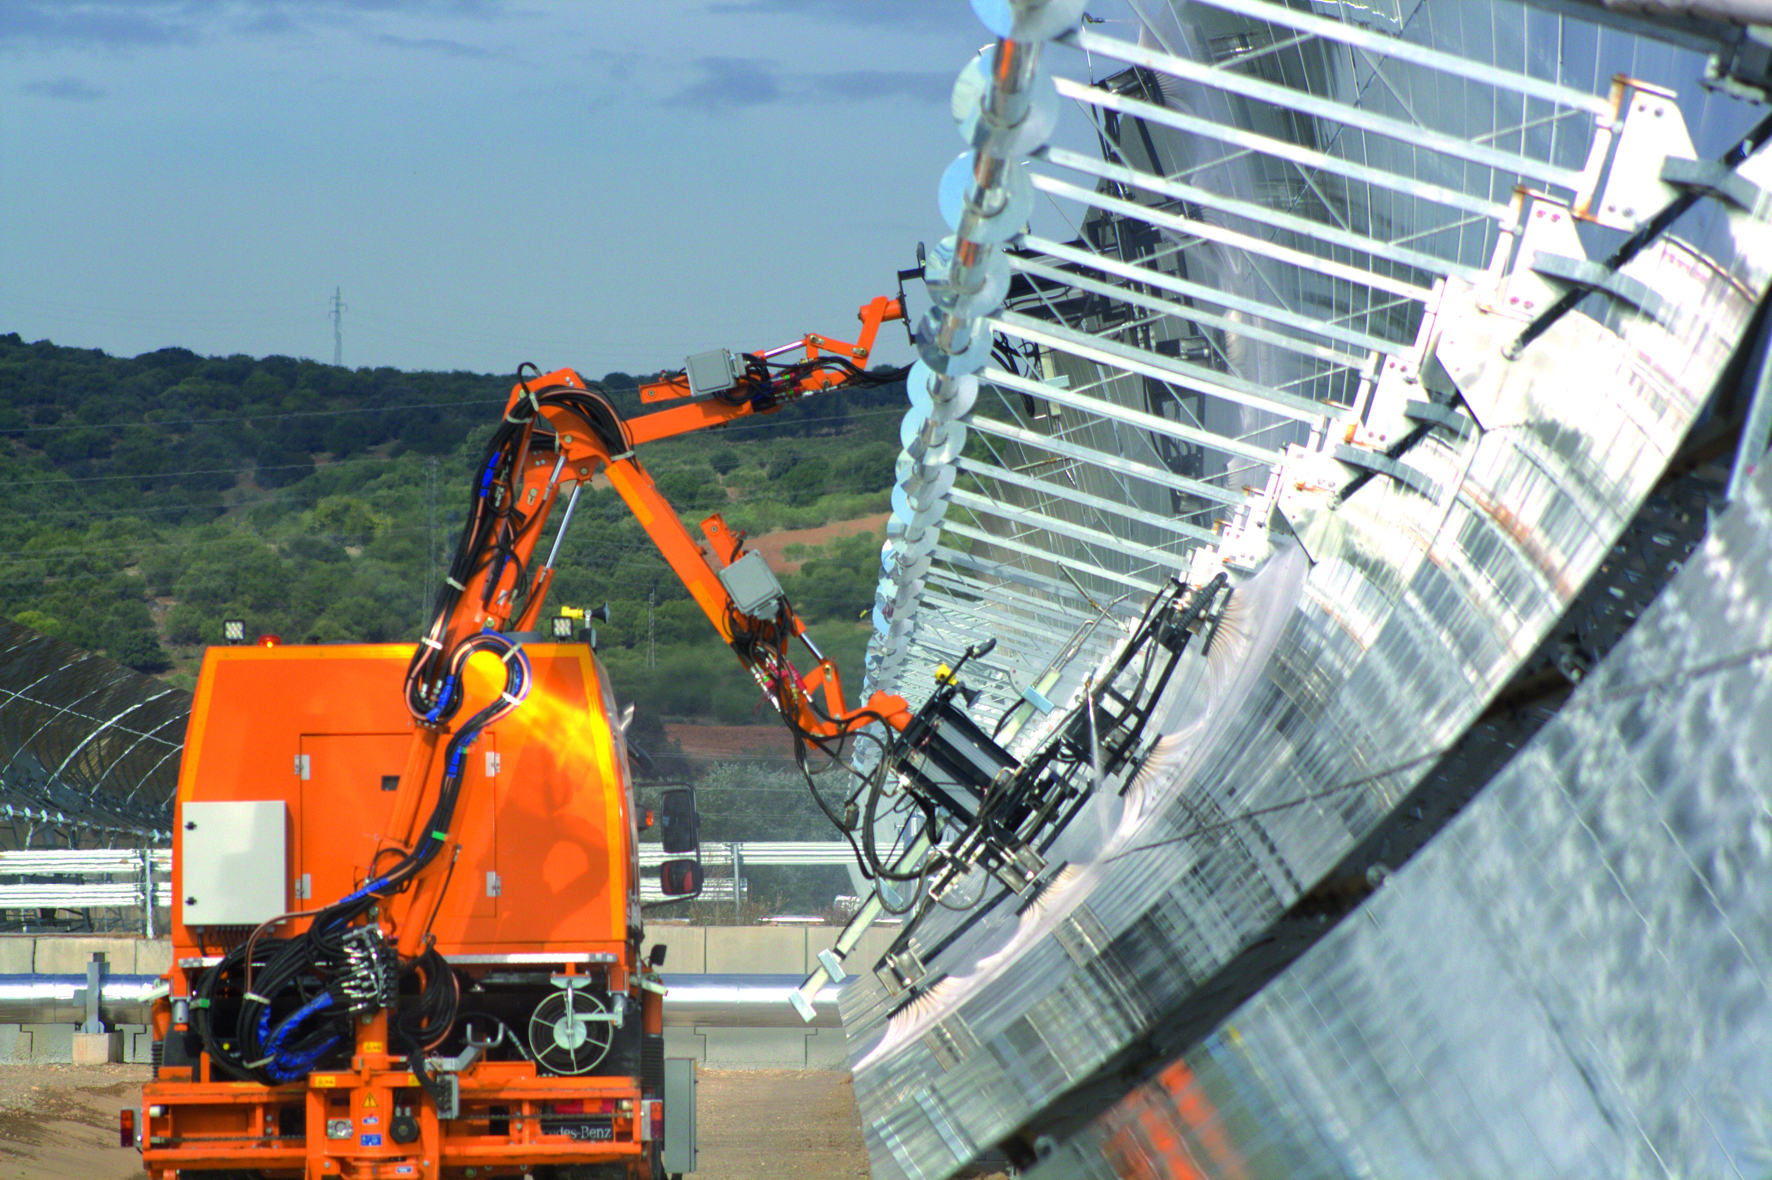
<box><xmin>0</xmin><ymin>849</ymin><xmax>169</xmax><ymax>874</ymax></box>
<box><xmin>639</xmin><ymin>842</ymin><xmax>854</xmax><ymax>905</ymax></box>
<box><xmin>637</xmin><ymin>842</ymin><xmax>852</xmax><ymax>868</ymax></box>
<box><xmin>0</xmin><ymin>848</ymin><xmax>171</xmax><ymax>933</ymax></box>
<box><xmin>0</xmin><ymin>845</ymin><xmax>851</xmax><ymax>915</ymax></box>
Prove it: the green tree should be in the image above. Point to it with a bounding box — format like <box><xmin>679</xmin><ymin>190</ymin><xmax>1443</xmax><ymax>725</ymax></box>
<box><xmin>107</xmin><ymin>629</ymin><xmax>171</xmax><ymax>673</ymax></box>
<box><xmin>10</xmin><ymin>610</ymin><xmax>67</xmax><ymax>640</ymax></box>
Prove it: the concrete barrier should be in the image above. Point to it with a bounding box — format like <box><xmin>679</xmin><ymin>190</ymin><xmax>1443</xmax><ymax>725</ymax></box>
<box><xmin>3</xmin><ymin>927</ymin><xmax>901</xmax><ymax>1068</ymax></box>
<box><xmin>0</xmin><ymin>937</ymin><xmax>162</xmax><ymax>1064</ymax></box>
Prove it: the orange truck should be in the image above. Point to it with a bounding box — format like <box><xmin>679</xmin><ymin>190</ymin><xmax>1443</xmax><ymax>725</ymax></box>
<box><xmin>134</xmin><ymin>299</ymin><xmax>915</xmax><ymax>1180</ymax></box>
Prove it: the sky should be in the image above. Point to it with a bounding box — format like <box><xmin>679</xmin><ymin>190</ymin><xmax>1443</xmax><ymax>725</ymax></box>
<box><xmin>0</xmin><ymin>0</ymin><xmax>1115</xmax><ymax>379</ymax></box>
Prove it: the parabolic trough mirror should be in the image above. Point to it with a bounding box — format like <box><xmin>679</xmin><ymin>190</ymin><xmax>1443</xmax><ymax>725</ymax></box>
<box><xmin>828</xmin><ymin>0</ymin><xmax>1772</xmax><ymax>1177</ymax></box>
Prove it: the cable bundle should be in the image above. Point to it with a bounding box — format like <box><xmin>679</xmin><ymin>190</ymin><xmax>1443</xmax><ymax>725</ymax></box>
<box><xmin>694</xmin><ymin>355</ymin><xmax>909</xmax><ymax>410</ymax></box>
<box><xmin>724</xmin><ymin>599</ymin><xmax>903</xmax><ymax>883</ymax></box>
<box><xmin>405</xmin><ymin>372</ymin><xmax>626</xmax><ymax>722</ymax></box>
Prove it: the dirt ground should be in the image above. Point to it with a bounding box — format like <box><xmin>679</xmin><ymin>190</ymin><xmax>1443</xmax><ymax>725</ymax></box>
<box><xmin>696</xmin><ymin>1069</ymin><xmax>870</xmax><ymax>1180</ymax></box>
<box><xmin>662</xmin><ymin>722</ymin><xmax>800</xmax><ymax>764</ymax></box>
<box><xmin>0</xmin><ymin>1064</ymin><xmax>872</xmax><ymax>1180</ymax></box>
<box><xmin>0</xmin><ymin>1063</ymin><xmax>146</xmax><ymax>1180</ymax></box>
<box><xmin>746</xmin><ymin>513</ymin><xmax>890</xmax><ymax>574</ymax></box>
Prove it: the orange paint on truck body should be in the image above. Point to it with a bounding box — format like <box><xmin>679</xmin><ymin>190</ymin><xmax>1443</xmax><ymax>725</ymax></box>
<box><xmin>146</xmin><ymin>642</ymin><xmax>643</xmax><ymax>1180</ymax></box>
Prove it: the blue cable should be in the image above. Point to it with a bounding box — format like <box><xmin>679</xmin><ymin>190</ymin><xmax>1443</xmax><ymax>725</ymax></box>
<box><xmin>268</xmin><ymin>1033</ymin><xmax>342</xmax><ymax>1082</ymax></box>
<box><xmin>263</xmin><ymin>990</ymin><xmax>333</xmax><ymax>1056</ymax></box>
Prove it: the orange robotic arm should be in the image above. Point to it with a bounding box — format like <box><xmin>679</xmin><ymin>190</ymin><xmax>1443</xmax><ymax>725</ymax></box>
<box><xmin>637</xmin><ymin>295</ymin><xmax>906</xmax><ymax>404</ymax></box>
<box><xmin>407</xmin><ymin>303</ymin><xmax>913</xmax><ymax>748</ymax></box>
<box><xmin>373</xmin><ymin>298</ymin><xmax>916</xmax><ymax>961</ymax></box>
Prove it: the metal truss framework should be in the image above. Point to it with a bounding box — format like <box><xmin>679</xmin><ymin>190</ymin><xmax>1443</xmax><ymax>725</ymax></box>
<box><xmin>867</xmin><ymin>0</ymin><xmax>1627</xmax><ymax>724</ymax></box>
<box><xmin>0</xmin><ymin>622</ymin><xmax>183</xmax><ymax>848</ymax></box>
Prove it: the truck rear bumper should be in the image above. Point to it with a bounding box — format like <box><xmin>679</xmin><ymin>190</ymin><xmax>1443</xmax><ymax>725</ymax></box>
<box><xmin>141</xmin><ymin>1062</ymin><xmax>647</xmax><ymax>1179</ymax></box>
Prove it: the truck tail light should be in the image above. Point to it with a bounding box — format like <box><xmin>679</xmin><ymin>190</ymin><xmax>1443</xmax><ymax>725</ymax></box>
<box><xmin>550</xmin><ymin>1098</ymin><xmax>618</xmax><ymax>1115</ymax></box>
<box><xmin>120</xmin><ymin>1108</ymin><xmax>135</xmax><ymax>1148</ymax></box>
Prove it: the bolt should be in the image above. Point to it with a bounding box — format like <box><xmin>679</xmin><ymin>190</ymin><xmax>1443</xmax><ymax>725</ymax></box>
<box><xmin>184</xmin><ymin>897</ymin><xmax>196</xmax><ymax>906</ymax></box>
<box><xmin>184</xmin><ymin>821</ymin><xmax>196</xmax><ymax>830</ymax></box>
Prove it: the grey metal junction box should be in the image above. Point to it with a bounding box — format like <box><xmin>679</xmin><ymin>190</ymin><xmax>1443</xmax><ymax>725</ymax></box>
<box><xmin>180</xmin><ymin>799</ymin><xmax>287</xmax><ymax>926</ymax></box>
<box><xmin>664</xmin><ymin>1056</ymin><xmax>697</xmax><ymax>1174</ymax></box>
<box><xmin>716</xmin><ymin>551</ymin><xmax>785</xmax><ymax>617</ymax></box>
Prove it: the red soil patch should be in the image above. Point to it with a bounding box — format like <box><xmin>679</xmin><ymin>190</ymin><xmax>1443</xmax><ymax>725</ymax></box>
<box><xmin>746</xmin><ymin>512</ymin><xmax>889</xmax><ymax>574</ymax></box>
<box><xmin>664</xmin><ymin>723</ymin><xmax>799</xmax><ymax>763</ymax></box>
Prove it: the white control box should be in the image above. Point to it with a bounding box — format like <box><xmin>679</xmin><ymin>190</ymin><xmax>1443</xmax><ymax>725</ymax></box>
<box><xmin>180</xmin><ymin>800</ymin><xmax>287</xmax><ymax>926</ymax></box>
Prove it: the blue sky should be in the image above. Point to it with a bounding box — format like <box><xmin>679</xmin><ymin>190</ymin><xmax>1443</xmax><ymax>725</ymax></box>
<box><xmin>0</xmin><ymin>0</ymin><xmax>1070</xmax><ymax>377</ymax></box>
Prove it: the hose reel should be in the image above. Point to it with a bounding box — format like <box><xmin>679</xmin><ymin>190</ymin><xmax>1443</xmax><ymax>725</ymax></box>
<box><xmin>528</xmin><ymin>981</ymin><xmax>623</xmax><ymax>1075</ymax></box>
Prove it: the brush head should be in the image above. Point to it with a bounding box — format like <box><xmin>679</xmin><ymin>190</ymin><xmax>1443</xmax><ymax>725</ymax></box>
<box><xmin>886</xmin><ymin>974</ymin><xmax>960</xmax><ymax>1029</ymax></box>
<box><xmin>1127</xmin><ymin>731</ymin><xmax>1187</xmax><ymax>800</ymax></box>
<box><xmin>1202</xmin><ymin>586</ymin><xmax>1253</xmax><ymax>687</ymax></box>
<box><xmin>1018</xmin><ymin>862</ymin><xmax>1084</xmax><ymax>918</ymax></box>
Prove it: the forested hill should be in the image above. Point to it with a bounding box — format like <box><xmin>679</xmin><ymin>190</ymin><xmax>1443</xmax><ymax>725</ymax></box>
<box><xmin>0</xmin><ymin>332</ymin><xmax>903</xmax><ymax>721</ymax></box>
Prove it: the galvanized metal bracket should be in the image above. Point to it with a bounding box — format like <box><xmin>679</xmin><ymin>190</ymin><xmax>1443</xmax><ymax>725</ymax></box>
<box><xmin>77</xmin><ymin>952</ymin><xmax>108</xmax><ymax>1034</ymax></box>
<box><xmin>1588</xmin><ymin>85</ymin><xmax>1697</xmax><ymax>233</ymax></box>
<box><xmin>1403</xmin><ymin>399</ymin><xmax>1474</xmax><ymax>439</ymax></box>
<box><xmin>1660</xmin><ymin>156</ymin><xmax>1768</xmax><ymax>212</ymax></box>
<box><xmin>815</xmin><ymin>947</ymin><xmax>849</xmax><ymax>984</ymax></box>
<box><xmin>879</xmin><ymin>944</ymin><xmax>927</xmax><ymax>996</ymax></box>
<box><xmin>1529</xmin><ymin>252</ymin><xmax>1674</xmax><ymax>325</ymax></box>
<box><xmin>1331</xmin><ymin>444</ymin><xmax>1443</xmax><ymax>501</ymax></box>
